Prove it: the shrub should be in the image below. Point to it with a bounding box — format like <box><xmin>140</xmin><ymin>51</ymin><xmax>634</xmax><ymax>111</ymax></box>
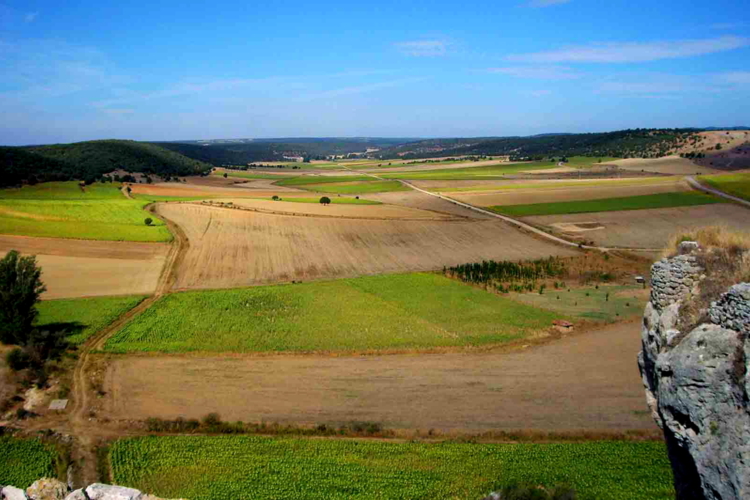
<box><xmin>320</xmin><ymin>196</ymin><xmax>331</xmax><ymax>205</ymax></box>
<box><xmin>144</xmin><ymin>218</ymin><xmax>153</xmax><ymax>226</ymax></box>
<box><xmin>6</xmin><ymin>348</ymin><xmax>31</xmax><ymax>371</ymax></box>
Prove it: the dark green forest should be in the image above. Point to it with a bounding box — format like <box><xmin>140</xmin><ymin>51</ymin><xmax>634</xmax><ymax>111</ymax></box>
<box><xmin>0</xmin><ymin>140</ymin><xmax>212</xmax><ymax>188</ymax></box>
<box><xmin>377</xmin><ymin>129</ymin><xmax>704</xmax><ymax>160</ymax></box>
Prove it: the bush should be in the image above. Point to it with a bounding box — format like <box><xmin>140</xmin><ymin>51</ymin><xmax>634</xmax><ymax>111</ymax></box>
<box><xmin>144</xmin><ymin>218</ymin><xmax>153</xmax><ymax>226</ymax></box>
<box><xmin>320</xmin><ymin>196</ymin><xmax>331</xmax><ymax>205</ymax></box>
<box><xmin>6</xmin><ymin>348</ymin><xmax>31</xmax><ymax>371</ymax></box>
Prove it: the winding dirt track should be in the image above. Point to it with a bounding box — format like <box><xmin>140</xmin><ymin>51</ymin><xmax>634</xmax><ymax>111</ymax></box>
<box><xmin>67</xmin><ymin>203</ymin><xmax>188</xmax><ymax>485</ymax></box>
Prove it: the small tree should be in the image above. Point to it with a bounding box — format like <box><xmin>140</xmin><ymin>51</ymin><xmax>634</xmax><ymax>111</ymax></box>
<box><xmin>320</xmin><ymin>196</ymin><xmax>331</xmax><ymax>206</ymax></box>
<box><xmin>144</xmin><ymin>218</ymin><xmax>153</xmax><ymax>226</ymax></box>
<box><xmin>224</xmin><ymin>173</ymin><xmax>228</xmax><ymax>178</ymax></box>
<box><xmin>0</xmin><ymin>251</ymin><xmax>46</xmax><ymax>346</ymax></box>
<box><xmin>272</xmin><ymin>195</ymin><xmax>280</xmax><ymax>201</ymax></box>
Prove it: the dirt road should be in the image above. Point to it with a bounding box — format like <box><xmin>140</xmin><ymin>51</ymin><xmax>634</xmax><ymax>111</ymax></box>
<box><xmin>103</xmin><ymin>320</ymin><xmax>655</xmax><ymax>432</ymax></box>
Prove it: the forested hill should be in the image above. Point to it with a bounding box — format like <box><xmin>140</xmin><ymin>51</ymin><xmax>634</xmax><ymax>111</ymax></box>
<box><xmin>377</xmin><ymin>129</ymin><xmax>707</xmax><ymax>160</ymax></box>
<box><xmin>0</xmin><ymin>140</ymin><xmax>212</xmax><ymax>188</ymax></box>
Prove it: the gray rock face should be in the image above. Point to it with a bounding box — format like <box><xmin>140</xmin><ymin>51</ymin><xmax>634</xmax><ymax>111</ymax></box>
<box><xmin>27</xmin><ymin>478</ymin><xmax>68</xmax><ymax>500</ymax></box>
<box><xmin>639</xmin><ymin>244</ymin><xmax>750</xmax><ymax>500</ymax></box>
<box><xmin>62</xmin><ymin>491</ymin><xmax>86</xmax><ymax>500</ymax></box>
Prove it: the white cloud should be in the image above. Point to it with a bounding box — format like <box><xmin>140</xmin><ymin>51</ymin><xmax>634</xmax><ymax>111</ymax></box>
<box><xmin>395</xmin><ymin>40</ymin><xmax>451</xmax><ymax>57</ymax></box>
<box><xmin>528</xmin><ymin>0</ymin><xmax>571</xmax><ymax>7</ymax></box>
<box><xmin>507</xmin><ymin>36</ymin><xmax>749</xmax><ymax>63</ymax></box>
<box><xmin>24</xmin><ymin>12</ymin><xmax>38</xmax><ymax>23</ymax></box>
<box><xmin>300</xmin><ymin>77</ymin><xmax>427</xmax><ymax>101</ymax></box>
<box><xmin>488</xmin><ymin>66</ymin><xmax>580</xmax><ymax>80</ymax></box>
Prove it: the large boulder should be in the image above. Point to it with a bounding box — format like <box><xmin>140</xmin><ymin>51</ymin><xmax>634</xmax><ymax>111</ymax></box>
<box><xmin>639</xmin><ymin>245</ymin><xmax>750</xmax><ymax>499</ymax></box>
<box><xmin>1</xmin><ymin>486</ymin><xmax>29</xmax><ymax>500</ymax></box>
<box><xmin>85</xmin><ymin>484</ymin><xmax>142</xmax><ymax>500</ymax></box>
<box><xmin>26</xmin><ymin>479</ymin><xmax>67</xmax><ymax>500</ymax></box>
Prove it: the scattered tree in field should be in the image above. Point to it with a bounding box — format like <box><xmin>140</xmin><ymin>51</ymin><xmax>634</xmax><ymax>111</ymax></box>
<box><xmin>320</xmin><ymin>196</ymin><xmax>331</xmax><ymax>205</ymax></box>
<box><xmin>0</xmin><ymin>250</ymin><xmax>46</xmax><ymax>346</ymax></box>
<box><xmin>272</xmin><ymin>195</ymin><xmax>280</xmax><ymax>201</ymax></box>
<box><xmin>144</xmin><ymin>218</ymin><xmax>153</xmax><ymax>226</ymax></box>
<box><xmin>223</xmin><ymin>172</ymin><xmax>228</xmax><ymax>178</ymax></box>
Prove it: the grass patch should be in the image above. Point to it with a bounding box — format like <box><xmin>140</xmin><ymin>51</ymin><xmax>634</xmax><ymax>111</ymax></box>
<box><xmin>110</xmin><ymin>436</ymin><xmax>673</xmax><ymax>500</ymax></box>
<box><xmin>275</xmin><ymin>175</ymin><xmax>375</xmax><ymax>186</ymax></box>
<box><xmin>0</xmin><ymin>182</ymin><xmax>171</xmax><ymax>242</ymax></box>
<box><xmin>490</xmin><ymin>191</ymin><xmax>722</xmax><ymax>217</ymax></box>
<box><xmin>380</xmin><ymin>161</ymin><xmax>557</xmax><ymax>180</ymax></box>
<box><xmin>104</xmin><ymin>273</ymin><xmax>565</xmax><ymax>353</ymax></box>
<box><xmin>700</xmin><ymin>172</ymin><xmax>750</xmax><ymax>202</ymax></box>
<box><xmin>0</xmin><ymin>437</ymin><xmax>59</xmax><ymax>488</ymax></box>
<box><xmin>263</xmin><ymin>197</ymin><xmax>381</xmax><ymax>205</ymax></box>
<box><xmin>296</xmin><ymin>180</ymin><xmax>409</xmax><ymax>194</ymax></box>
<box><xmin>509</xmin><ymin>285</ymin><xmax>647</xmax><ymax>322</ymax></box>
<box><xmin>37</xmin><ymin>295</ymin><xmax>146</xmax><ymax>345</ymax></box>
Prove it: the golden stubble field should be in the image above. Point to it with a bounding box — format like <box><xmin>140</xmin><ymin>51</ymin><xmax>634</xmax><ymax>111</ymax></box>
<box><xmin>156</xmin><ymin>202</ymin><xmax>578</xmax><ymax>290</ymax></box>
<box><xmin>0</xmin><ymin>235</ymin><xmax>169</xmax><ymax>299</ymax></box>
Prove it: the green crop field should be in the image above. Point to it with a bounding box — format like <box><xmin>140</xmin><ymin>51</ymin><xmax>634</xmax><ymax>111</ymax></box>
<box><xmin>511</xmin><ymin>285</ymin><xmax>647</xmax><ymax>322</ymax></box>
<box><xmin>296</xmin><ymin>180</ymin><xmax>409</xmax><ymax>194</ymax></box>
<box><xmin>490</xmin><ymin>191</ymin><xmax>722</xmax><ymax>217</ymax></box>
<box><xmin>275</xmin><ymin>175</ymin><xmax>374</xmax><ymax>186</ymax></box>
<box><xmin>260</xmin><ymin>197</ymin><xmax>381</xmax><ymax>205</ymax></box>
<box><xmin>700</xmin><ymin>172</ymin><xmax>750</xmax><ymax>202</ymax></box>
<box><xmin>565</xmin><ymin>156</ymin><xmax>621</xmax><ymax>168</ymax></box>
<box><xmin>37</xmin><ymin>295</ymin><xmax>146</xmax><ymax>345</ymax></box>
<box><xmin>380</xmin><ymin>162</ymin><xmax>557</xmax><ymax>181</ymax></box>
<box><xmin>0</xmin><ymin>182</ymin><xmax>171</xmax><ymax>241</ymax></box>
<box><xmin>103</xmin><ymin>273</ymin><xmax>564</xmax><ymax>353</ymax></box>
<box><xmin>110</xmin><ymin>436</ymin><xmax>673</xmax><ymax>500</ymax></box>
<box><xmin>0</xmin><ymin>437</ymin><xmax>59</xmax><ymax>488</ymax></box>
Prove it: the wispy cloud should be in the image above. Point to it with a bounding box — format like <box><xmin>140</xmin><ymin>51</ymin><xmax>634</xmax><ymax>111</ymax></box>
<box><xmin>710</xmin><ymin>22</ymin><xmax>745</xmax><ymax>30</ymax></box>
<box><xmin>528</xmin><ymin>0</ymin><xmax>571</xmax><ymax>7</ymax></box>
<box><xmin>24</xmin><ymin>12</ymin><xmax>38</xmax><ymax>23</ymax></box>
<box><xmin>718</xmin><ymin>71</ymin><xmax>750</xmax><ymax>85</ymax></box>
<box><xmin>507</xmin><ymin>36</ymin><xmax>749</xmax><ymax>63</ymax></box>
<box><xmin>488</xmin><ymin>66</ymin><xmax>580</xmax><ymax>80</ymax></box>
<box><xmin>301</xmin><ymin>77</ymin><xmax>427</xmax><ymax>101</ymax></box>
<box><xmin>523</xmin><ymin>89</ymin><xmax>553</xmax><ymax>97</ymax></box>
<box><xmin>395</xmin><ymin>40</ymin><xmax>451</xmax><ymax>57</ymax></box>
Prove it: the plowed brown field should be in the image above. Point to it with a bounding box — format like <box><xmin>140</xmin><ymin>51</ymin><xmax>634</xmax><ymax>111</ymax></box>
<box><xmin>102</xmin><ymin>320</ymin><xmax>654</xmax><ymax>431</ymax></box>
<box><xmin>525</xmin><ymin>204</ymin><xmax>750</xmax><ymax>249</ymax></box>
<box><xmin>0</xmin><ymin>235</ymin><xmax>169</xmax><ymax>299</ymax></box>
<box><xmin>156</xmin><ymin>202</ymin><xmax>577</xmax><ymax>290</ymax></box>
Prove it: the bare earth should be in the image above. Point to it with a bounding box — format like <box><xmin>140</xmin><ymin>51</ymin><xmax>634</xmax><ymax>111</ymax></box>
<box><xmin>606</xmin><ymin>156</ymin><xmax>719</xmax><ymax>175</ymax></box>
<box><xmin>525</xmin><ymin>204</ymin><xmax>750</xmax><ymax>249</ymax></box>
<box><xmin>156</xmin><ymin>202</ymin><xmax>577</xmax><ymax>290</ymax></box>
<box><xmin>102</xmin><ymin>320</ymin><xmax>655</xmax><ymax>431</ymax></box>
<box><xmin>0</xmin><ymin>235</ymin><xmax>168</xmax><ymax>299</ymax></box>
<box><xmin>449</xmin><ymin>178</ymin><xmax>689</xmax><ymax>207</ymax></box>
<box><xmin>360</xmin><ymin>159</ymin><xmax>519</xmax><ymax>173</ymax></box>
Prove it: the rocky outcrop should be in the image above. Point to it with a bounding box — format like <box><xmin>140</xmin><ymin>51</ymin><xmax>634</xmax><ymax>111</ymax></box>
<box><xmin>0</xmin><ymin>481</ymin><xmax>182</xmax><ymax>500</ymax></box>
<box><xmin>639</xmin><ymin>243</ymin><xmax>750</xmax><ymax>500</ymax></box>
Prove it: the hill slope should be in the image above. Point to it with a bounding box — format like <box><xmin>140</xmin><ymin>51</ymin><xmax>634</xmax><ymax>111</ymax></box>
<box><xmin>0</xmin><ymin>140</ymin><xmax>212</xmax><ymax>187</ymax></box>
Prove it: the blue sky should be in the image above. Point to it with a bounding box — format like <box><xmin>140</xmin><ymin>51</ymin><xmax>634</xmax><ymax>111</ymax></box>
<box><xmin>0</xmin><ymin>0</ymin><xmax>748</xmax><ymax>145</ymax></box>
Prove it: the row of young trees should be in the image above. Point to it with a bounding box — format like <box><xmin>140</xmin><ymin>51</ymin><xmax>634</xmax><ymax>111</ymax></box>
<box><xmin>446</xmin><ymin>257</ymin><xmax>568</xmax><ymax>286</ymax></box>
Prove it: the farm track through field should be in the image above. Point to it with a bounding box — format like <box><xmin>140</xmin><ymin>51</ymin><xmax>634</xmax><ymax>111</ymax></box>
<box><xmin>688</xmin><ymin>175</ymin><xmax>750</xmax><ymax>209</ymax></box>
<box><xmin>67</xmin><ymin>201</ymin><xmax>188</xmax><ymax>486</ymax></box>
<box><xmin>344</xmin><ymin>166</ymin><xmax>662</xmax><ymax>253</ymax></box>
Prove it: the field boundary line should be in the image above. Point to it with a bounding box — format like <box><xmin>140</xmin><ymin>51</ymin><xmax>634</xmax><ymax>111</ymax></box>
<box><xmin>687</xmin><ymin>176</ymin><xmax>750</xmax><ymax>209</ymax></box>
